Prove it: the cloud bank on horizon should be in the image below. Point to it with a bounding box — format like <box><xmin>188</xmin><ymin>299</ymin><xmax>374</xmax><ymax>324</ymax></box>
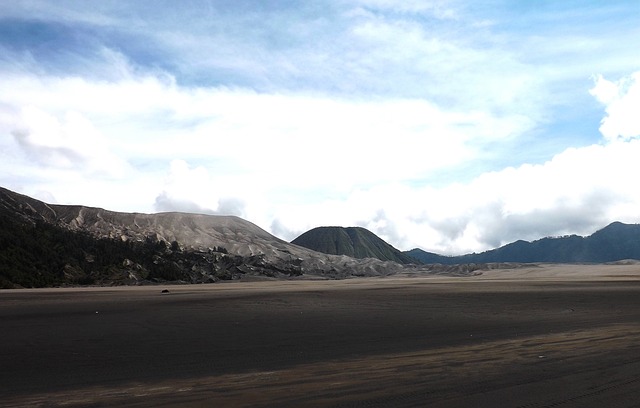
<box><xmin>1</xmin><ymin>1</ymin><xmax>639</xmax><ymax>255</ymax></box>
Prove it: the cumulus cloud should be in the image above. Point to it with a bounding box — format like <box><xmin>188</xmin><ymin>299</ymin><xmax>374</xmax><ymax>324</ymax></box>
<box><xmin>590</xmin><ymin>71</ymin><xmax>640</xmax><ymax>142</ymax></box>
<box><xmin>272</xmin><ymin>133</ymin><xmax>640</xmax><ymax>255</ymax></box>
<box><xmin>154</xmin><ymin>191</ymin><xmax>216</xmax><ymax>215</ymax></box>
<box><xmin>217</xmin><ymin>197</ymin><xmax>247</xmax><ymax>217</ymax></box>
<box><xmin>346</xmin><ymin>72</ymin><xmax>640</xmax><ymax>254</ymax></box>
<box><xmin>55</xmin><ymin>65</ymin><xmax>633</xmax><ymax>255</ymax></box>
<box><xmin>153</xmin><ymin>160</ymin><xmax>216</xmax><ymax>213</ymax></box>
<box><xmin>10</xmin><ymin>106</ymin><xmax>130</xmax><ymax>178</ymax></box>
<box><xmin>0</xmin><ymin>66</ymin><xmax>530</xmax><ymax>192</ymax></box>
<box><xmin>153</xmin><ymin>160</ymin><xmax>246</xmax><ymax>217</ymax></box>
<box><xmin>2</xmin><ymin>58</ymin><xmax>639</xmax><ymax>256</ymax></box>
<box><xmin>3</xmin><ymin>2</ymin><xmax>640</xmax><ymax>256</ymax></box>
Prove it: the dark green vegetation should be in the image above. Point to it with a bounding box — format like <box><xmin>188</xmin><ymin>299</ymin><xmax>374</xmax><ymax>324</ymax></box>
<box><xmin>0</xmin><ymin>209</ymin><xmax>185</xmax><ymax>288</ymax></box>
<box><xmin>406</xmin><ymin>222</ymin><xmax>640</xmax><ymax>264</ymax></box>
<box><xmin>292</xmin><ymin>226</ymin><xmax>419</xmax><ymax>264</ymax></box>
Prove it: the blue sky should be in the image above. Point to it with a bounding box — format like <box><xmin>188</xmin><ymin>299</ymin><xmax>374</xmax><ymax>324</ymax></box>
<box><xmin>1</xmin><ymin>1</ymin><xmax>639</xmax><ymax>254</ymax></box>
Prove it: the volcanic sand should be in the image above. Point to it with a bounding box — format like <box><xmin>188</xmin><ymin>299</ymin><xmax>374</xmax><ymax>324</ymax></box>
<box><xmin>2</xmin><ymin>264</ymin><xmax>640</xmax><ymax>407</ymax></box>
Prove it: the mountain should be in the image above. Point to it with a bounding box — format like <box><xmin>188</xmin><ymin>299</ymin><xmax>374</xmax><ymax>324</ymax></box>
<box><xmin>291</xmin><ymin>226</ymin><xmax>419</xmax><ymax>264</ymax></box>
<box><xmin>406</xmin><ymin>221</ymin><xmax>640</xmax><ymax>264</ymax></box>
<box><xmin>5</xmin><ymin>185</ymin><xmax>636</xmax><ymax>288</ymax></box>
<box><xmin>0</xmin><ymin>187</ymin><xmax>423</xmax><ymax>288</ymax></box>
<box><xmin>404</xmin><ymin>249</ymin><xmax>457</xmax><ymax>264</ymax></box>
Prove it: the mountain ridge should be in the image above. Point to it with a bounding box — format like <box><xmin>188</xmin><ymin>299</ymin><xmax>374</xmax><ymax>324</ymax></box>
<box><xmin>406</xmin><ymin>222</ymin><xmax>640</xmax><ymax>264</ymax></box>
<box><xmin>0</xmin><ymin>186</ymin><xmax>425</xmax><ymax>287</ymax></box>
<box><xmin>292</xmin><ymin>226</ymin><xmax>419</xmax><ymax>264</ymax></box>
<box><xmin>3</xmin><ymin>185</ymin><xmax>638</xmax><ymax>288</ymax></box>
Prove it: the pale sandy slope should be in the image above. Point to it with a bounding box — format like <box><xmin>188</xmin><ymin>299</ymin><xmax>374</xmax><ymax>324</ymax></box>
<box><xmin>473</xmin><ymin>261</ymin><xmax>640</xmax><ymax>281</ymax></box>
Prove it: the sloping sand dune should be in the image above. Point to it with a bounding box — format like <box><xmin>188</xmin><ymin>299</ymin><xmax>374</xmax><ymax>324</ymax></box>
<box><xmin>475</xmin><ymin>262</ymin><xmax>640</xmax><ymax>281</ymax></box>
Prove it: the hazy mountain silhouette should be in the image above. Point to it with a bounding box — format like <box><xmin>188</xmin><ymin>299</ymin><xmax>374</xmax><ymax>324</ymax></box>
<box><xmin>291</xmin><ymin>226</ymin><xmax>419</xmax><ymax>264</ymax></box>
<box><xmin>406</xmin><ymin>221</ymin><xmax>640</xmax><ymax>264</ymax></box>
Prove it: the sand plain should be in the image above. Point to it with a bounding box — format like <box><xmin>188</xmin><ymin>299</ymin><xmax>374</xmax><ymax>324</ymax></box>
<box><xmin>2</xmin><ymin>264</ymin><xmax>640</xmax><ymax>407</ymax></box>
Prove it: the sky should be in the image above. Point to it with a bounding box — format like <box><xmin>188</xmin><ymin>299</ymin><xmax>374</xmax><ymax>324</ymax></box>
<box><xmin>1</xmin><ymin>1</ymin><xmax>639</xmax><ymax>255</ymax></box>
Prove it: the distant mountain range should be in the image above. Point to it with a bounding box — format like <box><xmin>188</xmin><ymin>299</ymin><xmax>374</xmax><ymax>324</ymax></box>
<box><xmin>292</xmin><ymin>226</ymin><xmax>417</xmax><ymax>264</ymax></box>
<box><xmin>292</xmin><ymin>223</ymin><xmax>640</xmax><ymax>266</ymax></box>
<box><xmin>2</xmin><ymin>185</ymin><xmax>639</xmax><ymax>288</ymax></box>
<box><xmin>406</xmin><ymin>222</ymin><xmax>640</xmax><ymax>264</ymax></box>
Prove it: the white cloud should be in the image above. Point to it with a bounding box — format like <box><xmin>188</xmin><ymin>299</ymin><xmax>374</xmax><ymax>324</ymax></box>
<box><xmin>0</xmin><ymin>65</ymin><xmax>529</xmax><ymax>196</ymax></box>
<box><xmin>153</xmin><ymin>159</ymin><xmax>248</xmax><ymax>217</ymax></box>
<box><xmin>590</xmin><ymin>72</ymin><xmax>640</xmax><ymax>142</ymax></box>
<box><xmin>272</xmin><ymin>74</ymin><xmax>640</xmax><ymax>253</ymax></box>
<box><xmin>277</xmin><ymin>137</ymin><xmax>640</xmax><ymax>254</ymax></box>
<box><xmin>3</xmin><ymin>2</ymin><xmax>640</xmax><ymax>257</ymax></box>
<box><xmin>349</xmin><ymin>0</ymin><xmax>459</xmax><ymax>18</ymax></box>
<box><xmin>11</xmin><ymin>106</ymin><xmax>130</xmax><ymax>178</ymax></box>
<box><xmin>342</xmin><ymin>10</ymin><xmax>545</xmax><ymax>115</ymax></box>
<box><xmin>155</xmin><ymin>160</ymin><xmax>215</xmax><ymax>212</ymax></box>
<box><xmin>4</xmin><ymin>64</ymin><xmax>640</xmax><ymax>255</ymax></box>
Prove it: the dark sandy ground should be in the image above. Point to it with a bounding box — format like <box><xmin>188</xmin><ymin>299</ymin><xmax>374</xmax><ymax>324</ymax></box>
<box><xmin>2</xmin><ymin>266</ymin><xmax>640</xmax><ymax>407</ymax></box>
